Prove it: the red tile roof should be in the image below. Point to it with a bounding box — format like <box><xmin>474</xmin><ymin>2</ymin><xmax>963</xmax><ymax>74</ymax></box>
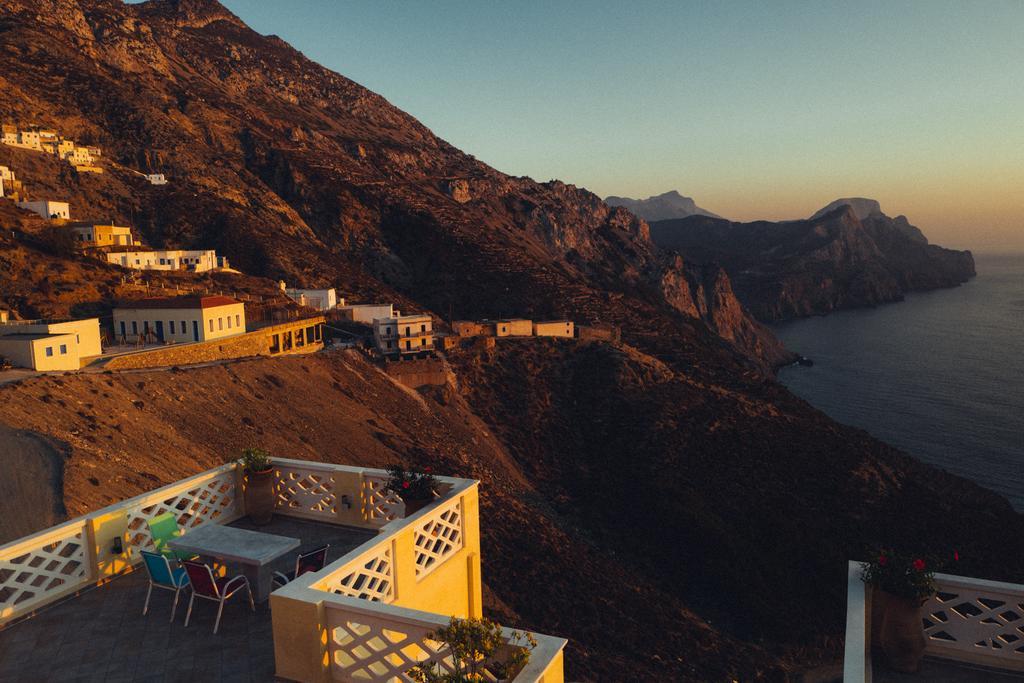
<box><xmin>116</xmin><ymin>295</ymin><xmax>241</xmax><ymax>310</ymax></box>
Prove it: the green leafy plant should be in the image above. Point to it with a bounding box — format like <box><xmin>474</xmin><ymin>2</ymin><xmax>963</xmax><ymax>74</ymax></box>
<box><xmin>239</xmin><ymin>447</ymin><xmax>273</xmax><ymax>473</ymax></box>
<box><xmin>861</xmin><ymin>549</ymin><xmax>959</xmax><ymax>601</ymax></box>
<box><xmin>383</xmin><ymin>463</ymin><xmax>438</xmax><ymax>502</ymax></box>
<box><xmin>408</xmin><ymin>616</ymin><xmax>536</xmax><ymax>683</ymax></box>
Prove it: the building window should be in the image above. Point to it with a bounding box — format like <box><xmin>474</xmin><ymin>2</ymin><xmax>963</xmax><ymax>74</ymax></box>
<box><xmin>45</xmin><ymin>346</ymin><xmax>53</xmax><ymax>357</ymax></box>
<box><xmin>386</xmin><ymin>341</ymin><xmax>392</xmax><ymax>349</ymax></box>
<box><xmin>59</xmin><ymin>344</ymin><xmax>67</xmax><ymax>354</ymax></box>
<box><xmin>405</xmin><ymin>326</ymin><xmax>411</xmax><ymax>336</ymax></box>
<box><xmin>405</xmin><ymin>340</ymin><xmax>411</xmax><ymax>350</ymax></box>
<box><xmin>131</xmin><ymin>321</ymin><xmax>138</xmax><ymax>335</ymax></box>
<box><xmin>421</xmin><ymin>338</ymin><xmax>426</xmax><ymax>346</ymax></box>
<box><xmin>235</xmin><ymin>314</ymin><xmax>240</xmax><ymax>327</ymax></box>
<box><xmin>218</xmin><ymin>318</ymin><xmax>223</xmax><ymax>331</ymax></box>
<box><xmin>181</xmin><ymin>320</ymin><xmax>186</xmax><ymax>333</ymax></box>
<box><xmin>226</xmin><ymin>317</ymin><xmax>232</xmax><ymax>329</ymax></box>
<box><xmin>170</xmin><ymin>321</ymin><xmax>176</xmax><ymax>334</ymax></box>
<box><xmin>421</xmin><ymin>324</ymin><xmax>426</xmax><ymax>333</ymax></box>
<box><xmin>209</xmin><ymin>319</ymin><xmax>214</xmax><ymax>332</ymax></box>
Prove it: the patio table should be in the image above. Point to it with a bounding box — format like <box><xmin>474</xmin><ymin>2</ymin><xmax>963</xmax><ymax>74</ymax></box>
<box><xmin>168</xmin><ymin>524</ymin><xmax>300</xmax><ymax>602</ymax></box>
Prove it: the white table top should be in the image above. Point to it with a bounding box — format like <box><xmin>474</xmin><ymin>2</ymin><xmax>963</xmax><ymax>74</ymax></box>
<box><xmin>168</xmin><ymin>524</ymin><xmax>300</xmax><ymax>566</ymax></box>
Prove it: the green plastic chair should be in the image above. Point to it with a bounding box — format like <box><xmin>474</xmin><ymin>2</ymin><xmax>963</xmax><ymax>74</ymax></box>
<box><xmin>146</xmin><ymin>512</ymin><xmax>194</xmax><ymax>561</ymax></box>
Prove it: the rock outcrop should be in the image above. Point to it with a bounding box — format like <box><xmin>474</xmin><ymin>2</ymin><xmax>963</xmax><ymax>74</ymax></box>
<box><xmin>650</xmin><ymin>201</ymin><xmax>975</xmax><ymax>321</ymax></box>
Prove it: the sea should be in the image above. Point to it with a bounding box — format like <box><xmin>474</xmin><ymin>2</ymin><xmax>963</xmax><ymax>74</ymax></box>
<box><xmin>774</xmin><ymin>253</ymin><xmax>1024</xmax><ymax>511</ymax></box>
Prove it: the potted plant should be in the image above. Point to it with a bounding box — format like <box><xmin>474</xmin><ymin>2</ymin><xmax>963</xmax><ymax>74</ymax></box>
<box><xmin>383</xmin><ymin>464</ymin><xmax>438</xmax><ymax>515</ymax></box>
<box><xmin>408</xmin><ymin>616</ymin><xmax>536</xmax><ymax>683</ymax></box>
<box><xmin>861</xmin><ymin>549</ymin><xmax>955</xmax><ymax>672</ymax></box>
<box><xmin>240</xmin><ymin>447</ymin><xmax>275</xmax><ymax>526</ymax></box>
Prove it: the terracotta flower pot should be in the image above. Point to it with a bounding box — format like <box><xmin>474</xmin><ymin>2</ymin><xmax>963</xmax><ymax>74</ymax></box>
<box><xmin>402</xmin><ymin>495</ymin><xmax>434</xmax><ymax>516</ymax></box>
<box><xmin>877</xmin><ymin>590</ymin><xmax>926</xmax><ymax>673</ymax></box>
<box><xmin>245</xmin><ymin>467</ymin><xmax>276</xmax><ymax>526</ymax></box>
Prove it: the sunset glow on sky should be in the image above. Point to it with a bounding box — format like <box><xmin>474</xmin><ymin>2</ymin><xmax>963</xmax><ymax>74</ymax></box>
<box><xmin>218</xmin><ymin>0</ymin><xmax>1024</xmax><ymax>251</ymax></box>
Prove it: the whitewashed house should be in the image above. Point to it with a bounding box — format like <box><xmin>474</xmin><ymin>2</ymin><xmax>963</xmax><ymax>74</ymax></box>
<box><xmin>106</xmin><ymin>249</ymin><xmax>220</xmax><ymax>272</ymax></box>
<box><xmin>283</xmin><ymin>287</ymin><xmax>339</xmax><ymax>311</ymax></box>
<box><xmin>17</xmin><ymin>200</ymin><xmax>70</xmax><ymax>221</ymax></box>
<box><xmin>0</xmin><ymin>318</ymin><xmax>103</xmax><ymax>371</ymax></box>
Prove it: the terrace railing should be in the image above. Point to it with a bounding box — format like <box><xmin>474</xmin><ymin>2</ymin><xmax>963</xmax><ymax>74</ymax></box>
<box><xmin>0</xmin><ymin>457</ymin><xmax>566</xmax><ymax>682</ymax></box>
<box><xmin>843</xmin><ymin>560</ymin><xmax>1024</xmax><ymax>681</ymax></box>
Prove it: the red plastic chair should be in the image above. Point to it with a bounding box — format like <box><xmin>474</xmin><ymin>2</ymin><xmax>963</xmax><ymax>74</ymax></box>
<box><xmin>182</xmin><ymin>560</ymin><xmax>254</xmax><ymax>634</ymax></box>
<box><xmin>272</xmin><ymin>544</ymin><xmax>330</xmax><ymax>588</ymax></box>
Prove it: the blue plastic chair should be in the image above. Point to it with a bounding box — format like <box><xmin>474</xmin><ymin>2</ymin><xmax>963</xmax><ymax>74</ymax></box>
<box><xmin>140</xmin><ymin>550</ymin><xmax>190</xmax><ymax>621</ymax></box>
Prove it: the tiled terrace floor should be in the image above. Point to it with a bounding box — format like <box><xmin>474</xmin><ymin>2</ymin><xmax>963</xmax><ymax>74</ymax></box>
<box><xmin>876</xmin><ymin>656</ymin><xmax>1024</xmax><ymax>682</ymax></box>
<box><xmin>0</xmin><ymin>516</ymin><xmax>376</xmax><ymax>682</ymax></box>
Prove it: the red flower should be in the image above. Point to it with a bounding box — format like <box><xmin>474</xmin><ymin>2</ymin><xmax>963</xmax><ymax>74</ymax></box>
<box><xmin>878</xmin><ymin>555</ymin><xmax>888</xmax><ymax>567</ymax></box>
<box><xmin>402</xmin><ymin>481</ymin><xmax>410</xmax><ymax>489</ymax></box>
<box><xmin>912</xmin><ymin>558</ymin><xmax>926</xmax><ymax>571</ymax></box>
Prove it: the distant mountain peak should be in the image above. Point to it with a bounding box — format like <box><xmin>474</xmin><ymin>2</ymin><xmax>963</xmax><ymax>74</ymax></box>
<box><xmin>605</xmin><ymin>191</ymin><xmax>722</xmax><ymax>222</ymax></box>
<box><xmin>811</xmin><ymin>197</ymin><xmax>885</xmax><ymax>221</ymax></box>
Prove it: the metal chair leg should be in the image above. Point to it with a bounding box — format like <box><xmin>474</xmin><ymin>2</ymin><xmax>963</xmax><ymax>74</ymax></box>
<box><xmin>143</xmin><ymin>583</ymin><xmax>153</xmax><ymax>615</ymax></box>
<box><xmin>213</xmin><ymin>600</ymin><xmax>225</xmax><ymax>635</ymax></box>
<box><xmin>247</xmin><ymin>583</ymin><xmax>255</xmax><ymax>611</ymax></box>
<box><xmin>184</xmin><ymin>592</ymin><xmax>196</xmax><ymax>627</ymax></box>
<box><xmin>170</xmin><ymin>586</ymin><xmax>183</xmax><ymax>622</ymax></box>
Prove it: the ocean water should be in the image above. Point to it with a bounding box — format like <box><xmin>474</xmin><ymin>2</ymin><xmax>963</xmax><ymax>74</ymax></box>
<box><xmin>774</xmin><ymin>253</ymin><xmax>1024</xmax><ymax>511</ymax></box>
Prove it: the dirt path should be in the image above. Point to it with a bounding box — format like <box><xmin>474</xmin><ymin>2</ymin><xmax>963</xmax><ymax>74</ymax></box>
<box><xmin>0</xmin><ymin>423</ymin><xmax>66</xmax><ymax>544</ymax></box>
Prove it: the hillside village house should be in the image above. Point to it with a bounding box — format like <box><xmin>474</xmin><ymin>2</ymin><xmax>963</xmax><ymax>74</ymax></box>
<box><xmin>113</xmin><ymin>296</ymin><xmax>246</xmax><ymax>344</ymax></box>
<box><xmin>65</xmin><ymin>146</ymin><xmax>93</xmax><ymax>166</ymax></box>
<box><xmin>338</xmin><ymin>302</ymin><xmax>395</xmax><ymax>324</ymax></box>
<box><xmin>282</xmin><ymin>285</ymin><xmax>339</xmax><ymax>311</ymax></box>
<box><xmin>534</xmin><ymin>320</ymin><xmax>575</xmax><ymax>337</ymax></box>
<box><xmin>0</xmin><ymin>124</ymin><xmax>16</xmax><ymax>145</ymax></box>
<box><xmin>0</xmin><ymin>318</ymin><xmax>103</xmax><ymax>371</ymax></box>
<box><xmin>17</xmin><ymin>199</ymin><xmax>70</xmax><ymax>221</ymax></box>
<box><xmin>373</xmin><ymin>313</ymin><xmax>434</xmax><ymax>356</ymax></box>
<box><xmin>69</xmin><ymin>222</ymin><xmax>134</xmax><ymax>247</ymax></box>
<box><xmin>145</xmin><ymin>173</ymin><xmax>167</xmax><ymax>185</ymax></box>
<box><xmin>106</xmin><ymin>249</ymin><xmax>220</xmax><ymax>272</ymax></box>
<box><xmin>13</xmin><ymin>129</ymin><xmax>41</xmax><ymax>150</ymax></box>
<box><xmin>496</xmin><ymin>318</ymin><xmax>533</xmax><ymax>337</ymax></box>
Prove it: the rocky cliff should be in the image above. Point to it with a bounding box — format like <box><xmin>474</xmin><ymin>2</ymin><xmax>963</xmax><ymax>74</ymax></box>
<box><xmin>650</xmin><ymin>201</ymin><xmax>975</xmax><ymax>321</ymax></box>
<box><xmin>605</xmin><ymin>189</ymin><xmax>723</xmax><ymax>221</ymax></box>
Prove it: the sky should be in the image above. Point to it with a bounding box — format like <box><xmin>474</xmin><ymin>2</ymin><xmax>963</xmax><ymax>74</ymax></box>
<box><xmin>211</xmin><ymin>0</ymin><xmax>1024</xmax><ymax>252</ymax></box>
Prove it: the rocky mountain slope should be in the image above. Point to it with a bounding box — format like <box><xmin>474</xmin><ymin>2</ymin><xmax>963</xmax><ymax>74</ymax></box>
<box><xmin>650</xmin><ymin>201</ymin><xmax>975</xmax><ymax>321</ymax></box>
<box><xmin>2</xmin><ymin>347</ymin><xmax>1022</xmax><ymax>681</ymax></box>
<box><xmin>0</xmin><ymin>0</ymin><xmax>786</xmax><ymax>368</ymax></box>
<box><xmin>605</xmin><ymin>189</ymin><xmax>722</xmax><ymax>221</ymax></box>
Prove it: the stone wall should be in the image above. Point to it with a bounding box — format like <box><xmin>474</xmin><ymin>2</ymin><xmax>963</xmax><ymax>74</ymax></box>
<box><xmin>383</xmin><ymin>357</ymin><xmax>447</xmax><ymax>388</ymax></box>
<box><xmin>103</xmin><ymin>317</ymin><xmax>324</xmax><ymax>370</ymax></box>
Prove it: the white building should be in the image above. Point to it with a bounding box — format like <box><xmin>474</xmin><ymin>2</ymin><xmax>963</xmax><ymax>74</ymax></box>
<box><xmin>373</xmin><ymin>313</ymin><xmax>433</xmax><ymax>357</ymax></box>
<box><xmin>113</xmin><ymin>296</ymin><xmax>246</xmax><ymax>344</ymax></box>
<box><xmin>145</xmin><ymin>174</ymin><xmax>168</xmax><ymax>185</ymax></box>
<box><xmin>283</xmin><ymin>287</ymin><xmax>339</xmax><ymax>312</ymax></box>
<box><xmin>337</xmin><ymin>303</ymin><xmax>395</xmax><ymax>324</ymax></box>
<box><xmin>106</xmin><ymin>249</ymin><xmax>220</xmax><ymax>272</ymax></box>
<box><xmin>0</xmin><ymin>166</ymin><xmax>10</xmax><ymax>198</ymax></box>
<box><xmin>17</xmin><ymin>200</ymin><xmax>70</xmax><ymax>221</ymax></box>
<box><xmin>0</xmin><ymin>318</ymin><xmax>103</xmax><ymax>371</ymax></box>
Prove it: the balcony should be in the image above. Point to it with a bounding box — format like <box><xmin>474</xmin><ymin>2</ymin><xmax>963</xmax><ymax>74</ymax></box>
<box><xmin>0</xmin><ymin>458</ymin><xmax>566</xmax><ymax>682</ymax></box>
<box><xmin>843</xmin><ymin>561</ymin><xmax>1024</xmax><ymax>681</ymax></box>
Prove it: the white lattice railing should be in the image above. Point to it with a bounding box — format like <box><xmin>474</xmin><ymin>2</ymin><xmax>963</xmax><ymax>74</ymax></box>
<box><xmin>842</xmin><ymin>561</ymin><xmax>1024</xmax><ymax>679</ymax></box>
<box><xmin>0</xmin><ymin>519</ymin><xmax>91</xmax><ymax>622</ymax></box>
<box><xmin>123</xmin><ymin>467</ymin><xmax>240</xmax><ymax>555</ymax></box>
<box><xmin>923</xmin><ymin>573</ymin><xmax>1024</xmax><ymax>670</ymax></box>
<box><xmin>274</xmin><ymin>460</ymin><xmax>342</xmax><ymax>523</ymax></box>
<box><xmin>323</xmin><ymin>595</ymin><xmax>566</xmax><ymax>683</ymax></box>
<box><xmin>0</xmin><ymin>462</ymin><xmax>242</xmax><ymax>626</ymax></box>
<box><xmin>413</xmin><ymin>495</ymin><xmax>464</xmax><ymax>580</ymax></box>
<box><xmin>361</xmin><ymin>474</ymin><xmax>405</xmax><ymax>527</ymax></box>
<box><xmin>316</xmin><ymin>540</ymin><xmax>396</xmax><ymax>604</ymax></box>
